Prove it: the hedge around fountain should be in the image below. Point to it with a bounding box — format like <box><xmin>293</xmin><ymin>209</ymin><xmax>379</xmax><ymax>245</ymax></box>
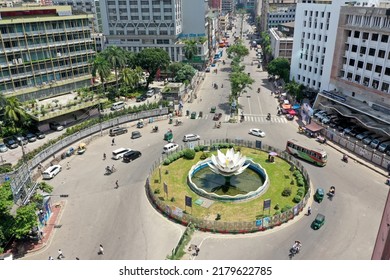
<box><xmin>147</xmin><ymin>145</ymin><xmax>309</xmax><ymax>224</ymax></box>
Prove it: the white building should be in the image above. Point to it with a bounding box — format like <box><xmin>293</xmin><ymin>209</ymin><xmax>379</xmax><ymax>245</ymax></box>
<box><xmin>100</xmin><ymin>0</ymin><xmax>211</xmax><ymax>65</ymax></box>
<box><xmin>269</xmin><ymin>22</ymin><xmax>294</xmax><ymax>62</ymax></box>
<box><xmin>290</xmin><ymin>0</ymin><xmax>346</xmax><ymax>91</ymax></box>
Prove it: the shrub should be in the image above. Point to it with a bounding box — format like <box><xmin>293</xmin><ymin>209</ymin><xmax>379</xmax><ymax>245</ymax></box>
<box><xmin>274</xmin><ymin>203</ymin><xmax>280</xmax><ymax>210</ymax></box>
<box><xmin>293</xmin><ymin>195</ymin><xmax>302</xmax><ymax>203</ymax></box>
<box><xmin>282</xmin><ymin>187</ymin><xmax>292</xmax><ymax>197</ymax></box>
<box><xmin>297</xmin><ymin>188</ymin><xmax>305</xmax><ymax>197</ymax></box>
<box><xmin>183</xmin><ymin>149</ymin><xmax>195</xmax><ymax>160</ymax></box>
<box><xmin>163</xmin><ymin>158</ymin><xmax>171</xmax><ymax>165</ymax></box>
<box><xmin>293</xmin><ymin>170</ymin><xmax>300</xmax><ymax>177</ymax></box>
<box><xmin>172</xmin><ymin>153</ymin><xmax>179</xmax><ymax>161</ymax></box>
<box><xmin>178</xmin><ymin>150</ymin><xmax>184</xmax><ymax>157</ymax></box>
<box><xmin>215</xmin><ymin>213</ymin><xmax>221</xmax><ymax>220</ymax></box>
<box><xmin>154</xmin><ymin>189</ymin><xmax>161</xmax><ymax>194</ymax></box>
<box><xmin>38</xmin><ymin>182</ymin><xmax>53</xmax><ymax>193</ymax></box>
<box><xmin>274</xmin><ymin>211</ymin><xmax>281</xmax><ymax>215</ymax></box>
<box><xmin>168</xmin><ymin>155</ymin><xmax>175</xmax><ymax>162</ymax></box>
<box><xmin>297</xmin><ymin>179</ymin><xmax>305</xmax><ymax>187</ymax></box>
<box><xmin>200</xmin><ymin>152</ymin><xmax>210</xmax><ymax>160</ymax></box>
<box><xmin>194</xmin><ymin>146</ymin><xmax>200</xmax><ymax>152</ymax></box>
<box><xmin>170</xmin><ymin>197</ymin><xmax>175</xmax><ymax>202</ymax></box>
<box><xmin>281</xmin><ymin>205</ymin><xmax>292</xmax><ymax>212</ymax></box>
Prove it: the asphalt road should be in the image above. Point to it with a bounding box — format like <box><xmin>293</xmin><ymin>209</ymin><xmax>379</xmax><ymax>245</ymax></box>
<box><xmin>23</xmin><ymin>15</ymin><xmax>388</xmax><ymax>260</ymax></box>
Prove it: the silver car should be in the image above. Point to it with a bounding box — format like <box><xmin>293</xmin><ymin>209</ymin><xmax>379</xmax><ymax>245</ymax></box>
<box><xmin>0</xmin><ymin>142</ymin><xmax>8</xmax><ymax>153</ymax></box>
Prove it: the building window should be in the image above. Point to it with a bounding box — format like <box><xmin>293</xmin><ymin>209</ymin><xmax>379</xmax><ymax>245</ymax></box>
<box><xmin>368</xmin><ymin>48</ymin><xmax>376</xmax><ymax>56</ymax></box>
<box><xmin>366</xmin><ymin>63</ymin><xmax>372</xmax><ymax>71</ymax></box>
<box><xmin>381</xmin><ymin>34</ymin><xmax>389</xmax><ymax>43</ymax></box>
<box><xmin>363</xmin><ymin>77</ymin><xmax>370</xmax><ymax>86</ymax></box>
<box><xmin>381</xmin><ymin>82</ymin><xmax>389</xmax><ymax>92</ymax></box>
<box><xmin>360</xmin><ymin>46</ymin><xmax>366</xmax><ymax>55</ymax></box>
<box><xmin>378</xmin><ymin>50</ymin><xmax>385</xmax><ymax>58</ymax></box>
<box><xmin>357</xmin><ymin>61</ymin><xmax>363</xmax><ymax>68</ymax></box>
<box><xmin>371</xmin><ymin>33</ymin><xmax>379</xmax><ymax>41</ymax></box>
<box><xmin>351</xmin><ymin>45</ymin><xmax>357</xmax><ymax>52</ymax></box>
<box><xmin>385</xmin><ymin>67</ymin><xmax>390</xmax><ymax>76</ymax></box>
<box><xmin>355</xmin><ymin>75</ymin><xmax>361</xmax><ymax>82</ymax></box>
<box><xmin>375</xmin><ymin>65</ymin><xmax>382</xmax><ymax>73</ymax></box>
<box><xmin>354</xmin><ymin>31</ymin><xmax>360</xmax><ymax>38</ymax></box>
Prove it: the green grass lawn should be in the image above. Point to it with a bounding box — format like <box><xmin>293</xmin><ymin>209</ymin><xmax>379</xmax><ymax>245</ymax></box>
<box><xmin>149</xmin><ymin>147</ymin><xmax>307</xmax><ymax>222</ymax></box>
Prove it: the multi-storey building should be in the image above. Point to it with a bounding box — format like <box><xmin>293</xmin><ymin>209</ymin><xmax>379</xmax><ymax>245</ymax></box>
<box><xmin>314</xmin><ymin>0</ymin><xmax>390</xmax><ymax>135</ymax></box>
<box><xmin>100</xmin><ymin>0</ymin><xmax>211</xmax><ymax>65</ymax></box>
<box><xmin>40</xmin><ymin>0</ymin><xmax>53</xmax><ymax>5</ymax></box>
<box><xmin>0</xmin><ymin>6</ymin><xmax>95</xmax><ymax>102</ymax></box>
<box><xmin>209</xmin><ymin>0</ymin><xmax>222</xmax><ymax>11</ymax></box>
<box><xmin>290</xmin><ymin>0</ymin><xmax>343</xmax><ymax>91</ymax></box>
<box><xmin>267</xmin><ymin>5</ymin><xmax>296</xmax><ymax>29</ymax></box>
<box><xmin>52</xmin><ymin>0</ymin><xmax>100</xmax><ymax>32</ymax></box>
<box><xmin>221</xmin><ymin>0</ymin><xmax>234</xmax><ymax>13</ymax></box>
<box><xmin>269</xmin><ymin>22</ymin><xmax>294</xmax><ymax>62</ymax></box>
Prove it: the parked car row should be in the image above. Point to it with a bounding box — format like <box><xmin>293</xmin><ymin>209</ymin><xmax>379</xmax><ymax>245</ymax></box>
<box><xmin>1</xmin><ymin>130</ymin><xmax>46</xmax><ymax>152</ymax></box>
<box><xmin>313</xmin><ymin>109</ymin><xmax>390</xmax><ymax>155</ymax></box>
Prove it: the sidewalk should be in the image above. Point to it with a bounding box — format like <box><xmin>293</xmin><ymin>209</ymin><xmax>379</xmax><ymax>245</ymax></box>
<box><xmin>6</xmin><ymin>201</ymin><xmax>64</xmax><ymax>259</ymax></box>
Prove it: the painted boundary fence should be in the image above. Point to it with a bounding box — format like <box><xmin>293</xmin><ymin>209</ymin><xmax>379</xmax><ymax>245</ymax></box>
<box><xmin>145</xmin><ymin>138</ymin><xmax>312</xmax><ymax>234</ymax></box>
<box><xmin>3</xmin><ymin>108</ymin><xmax>168</xmax><ymax>203</ymax></box>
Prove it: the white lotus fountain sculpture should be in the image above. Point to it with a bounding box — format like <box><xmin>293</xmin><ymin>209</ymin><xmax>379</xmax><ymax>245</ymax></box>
<box><xmin>208</xmin><ymin>148</ymin><xmax>249</xmax><ymax>177</ymax></box>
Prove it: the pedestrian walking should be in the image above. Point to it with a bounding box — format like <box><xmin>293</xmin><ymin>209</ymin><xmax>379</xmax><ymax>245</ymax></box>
<box><xmin>66</xmin><ymin>162</ymin><xmax>70</xmax><ymax>170</ymax></box>
<box><xmin>103</xmin><ymin>153</ymin><xmax>106</xmax><ymax>160</ymax></box>
<box><xmin>307</xmin><ymin>206</ymin><xmax>312</xmax><ymax>216</ymax></box>
<box><xmin>57</xmin><ymin>249</ymin><xmax>64</xmax><ymax>259</ymax></box>
<box><xmin>115</xmin><ymin>180</ymin><xmax>119</xmax><ymax>189</ymax></box>
<box><xmin>99</xmin><ymin>244</ymin><xmax>104</xmax><ymax>255</ymax></box>
<box><xmin>195</xmin><ymin>246</ymin><xmax>200</xmax><ymax>256</ymax></box>
<box><xmin>112</xmin><ymin>138</ymin><xmax>115</xmax><ymax>146</ymax></box>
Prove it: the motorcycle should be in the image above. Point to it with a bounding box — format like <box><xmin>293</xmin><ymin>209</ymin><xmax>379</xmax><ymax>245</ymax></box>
<box><xmin>257</xmin><ymin>88</ymin><xmax>260</xmax><ymax>93</ymax></box>
<box><xmin>175</xmin><ymin>119</ymin><xmax>183</xmax><ymax>126</ymax></box>
<box><xmin>105</xmin><ymin>166</ymin><xmax>116</xmax><ymax>175</ymax></box>
<box><xmin>289</xmin><ymin>242</ymin><xmax>302</xmax><ymax>258</ymax></box>
<box><xmin>266</xmin><ymin>113</ymin><xmax>271</xmax><ymax>121</ymax></box>
<box><xmin>342</xmin><ymin>154</ymin><xmax>348</xmax><ymax>163</ymax></box>
<box><xmin>151</xmin><ymin>126</ymin><xmax>159</xmax><ymax>133</ymax></box>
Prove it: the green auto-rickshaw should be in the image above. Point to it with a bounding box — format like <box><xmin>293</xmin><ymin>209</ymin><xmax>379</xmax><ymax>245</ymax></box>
<box><xmin>164</xmin><ymin>130</ymin><xmax>173</xmax><ymax>142</ymax></box>
<box><xmin>190</xmin><ymin>111</ymin><xmax>197</xmax><ymax>119</ymax></box>
<box><xmin>314</xmin><ymin>188</ymin><xmax>324</xmax><ymax>203</ymax></box>
<box><xmin>210</xmin><ymin>106</ymin><xmax>216</xmax><ymax>113</ymax></box>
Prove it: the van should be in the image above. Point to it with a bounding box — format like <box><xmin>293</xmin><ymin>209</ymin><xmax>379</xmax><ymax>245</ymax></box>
<box><xmin>111</xmin><ymin>101</ymin><xmax>125</xmax><ymax>111</ymax></box>
<box><xmin>109</xmin><ymin>127</ymin><xmax>128</xmax><ymax>136</ymax></box>
<box><xmin>131</xmin><ymin>131</ymin><xmax>142</xmax><ymax>139</ymax></box>
<box><xmin>163</xmin><ymin>143</ymin><xmax>179</xmax><ymax>154</ymax></box>
<box><xmin>378</xmin><ymin>140</ymin><xmax>390</xmax><ymax>153</ymax></box>
<box><xmin>123</xmin><ymin>150</ymin><xmax>142</xmax><ymax>162</ymax></box>
<box><xmin>370</xmin><ymin>137</ymin><xmax>389</xmax><ymax>149</ymax></box>
<box><xmin>112</xmin><ymin>148</ymin><xmax>131</xmax><ymax>160</ymax></box>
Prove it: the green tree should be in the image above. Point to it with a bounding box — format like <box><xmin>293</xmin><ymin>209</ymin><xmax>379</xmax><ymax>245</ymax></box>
<box><xmin>103</xmin><ymin>46</ymin><xmax>126</xmax><ymax>89</ymax></box>
<box><xmin>121</xmin><ymin>66</ymin><xmax>143</xmax><ymax>89</ymax></box>
<box><xmin>267</xmin><ymin>57</ymin><xmax>290</xmax><ymax>82</ymax></box>
<box><xmin>230</xmin><ymin>72</ymin><xmax>255</xmax><ymax>100</ymax></box>
<box><xmin>227</xmin><ymin>43</ymin><xmax>249</xmax><ymax>60</ymax></box>
<box><xmin>175</xmin><ymin>64</ymin><xmax>196</xmax><ymax>83</ymax></box>
<box><xmin>136</xmin><ymin>48</ymin><xmax>170</xmax><ymax>89</ymax></box>
<box><xmin>0</xmin><ymin>183</ymin><xmax>13</xmax><ymax>215</ymax></box>
<box><xmin>91</xmin><ymin>53</ymin><xmax>111</xmax><ymax>91</ymax></box>
<box><xmin>13</xmin><ymin>203</ymin><xmax>38</xmax><ymax>239</ymax></box>
<box><xmin>183</xmin><ymin>39</ymin><xmax>198</xmax><ymax>61</ymax></box>
<box><xmin>0</xmin><ymin>183</ymin><xmax>16</xmax><ymax>253</ymax></box>
<box><xmin>285</xmin><ymin>79</ymin><xmax>304</xmax><ymax>102</ymax></box>
<box><xmin>168</xmin><ymin>62</ymin><xmax>184</xmax><ymax>78</ymax></box>
<box><xmin>4</xmin><ymin>97</ymin><xmax>27</xmax><ymax>131</ymax></box>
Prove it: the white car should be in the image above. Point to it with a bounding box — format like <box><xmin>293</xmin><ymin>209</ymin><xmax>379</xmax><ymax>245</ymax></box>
<box><xmin>0</xmin><ymin>142</ymin><xmax>8</xmax><ymax>153</ymax></box>
<box><xmin>183</xmin><ymin>134</ymin><xmax>200</xmax><ymax>142</ymax></box>
<box><xmin>249</xmin><ymin>128</ymin><xmax>266</xmax><ymax>137</ymax></box>
<box><xmin>146</xmin><ymin>89</ymin><xmax>155</xmax><ymax>97</ymax></box>
<box><xmin>42</xmin><ymin>165</ymin><xmax>62</xmax><ymax>179</ymax></box>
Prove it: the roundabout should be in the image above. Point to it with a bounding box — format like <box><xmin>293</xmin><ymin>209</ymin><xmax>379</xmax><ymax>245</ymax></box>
<box><xmin>146</xmin><ymin>141</ymin><xmax>311</xmax><ymax>232</ymax></box>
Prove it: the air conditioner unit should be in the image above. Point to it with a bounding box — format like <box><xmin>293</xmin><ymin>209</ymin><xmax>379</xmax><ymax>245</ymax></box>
<box><xmin>57</xmin><ymin>52</ymin><xmax>62</xmax><ymax>57</ymax></box>
<box><xmin>12</xmin><ymin>59</ymin><xmax>17</xmax><ymax>64</ymax></box>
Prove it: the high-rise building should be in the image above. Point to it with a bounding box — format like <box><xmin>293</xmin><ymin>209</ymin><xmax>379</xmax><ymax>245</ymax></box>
<box><xmin>269</xmin><ymin>22</ymin><xmax>294</xmax><ymax>62</ymax></box>
<box><xmin>0</xmin><ymin>6</ymin><xmax>95</xmax><ymax>102</ymax></box>
<box><xmin>290</xmin><ymin>0</ymin><xmax>342</xmax><ymax>91</ymax></box>
<box><xmin>100</xmin><ymin>0</ymin><xmax>211</xmax><ymax>65</ymax></box>
<box><xmin>221</xmin><ymin>0</ymin><xmax>234</xmax><ymax>13</ymax></box>
<box><xmin>209</xmin><ymin>0</ymin><xmax>222</xmax><ymax>10</ymax></box>
<box><xmin>267</xmin><ymin>5</ymin><xmax>296</xmax><ymax>29</ymax></box>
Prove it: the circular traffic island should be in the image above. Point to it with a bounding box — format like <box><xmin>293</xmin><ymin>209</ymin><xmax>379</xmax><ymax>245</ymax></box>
<box><xmin>146</xmin><ymin>143</ymin><xmax>310</xmax><ymax>233</ymax></box>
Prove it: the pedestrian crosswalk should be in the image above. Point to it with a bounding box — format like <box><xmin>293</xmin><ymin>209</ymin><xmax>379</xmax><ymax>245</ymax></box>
<box><xmin>198</xmin><ymin>114</ymin><xmax>288</xmax><ymax>123</ymax></box>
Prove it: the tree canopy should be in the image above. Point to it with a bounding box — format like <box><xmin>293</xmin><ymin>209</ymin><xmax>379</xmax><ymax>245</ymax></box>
<box><xmin>285</xmin><ymin>79</ymin><xmax>304</xmax><ymax>102</ymax></box>
<box><xmin>136</xmin><ymin>48</ymin><xmax>170</xmax><ymax>89</ymax></box>
<box><xmin>227</xmin><ymin>43</ymin><xmax>249</xmax><ymax>60</ymax></box>
<box><xmin>175</xmin><ymin>64</ymin><xmax>196</xmax><ymax>83</ymax></box>
<box><xmin>267</xmin><ymin>57</ymin><xmax>290</xmax><ymax>82</ymax></box>
<box><xmin>183</xmin><ymin>39</ymin><xmax>198</xmax><ymax>61</ymax></box>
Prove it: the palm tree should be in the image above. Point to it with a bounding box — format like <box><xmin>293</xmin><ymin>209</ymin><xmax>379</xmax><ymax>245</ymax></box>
<box><xmin>183</xmin><ymin>39</ymin><xmax>198</xmax><ymax>62</ymax></box>
<box><xmin>4</xmin><ymin>97</ymin><xmax>27</xmax><ymax>131</ymax></box>
<box><xmin>103</xmin><ymin>46</ymin><xmax>126</xmax><ymax>89</ymax></box>
<box><xmin>91</xmin><ymin>53</ymin><xmax>111</xmax><ymax>91</ymax></box>
<box><xmin>121</xmin><ymin>66</ymin><xmax>143</xmax><ymax>90</ymax></box>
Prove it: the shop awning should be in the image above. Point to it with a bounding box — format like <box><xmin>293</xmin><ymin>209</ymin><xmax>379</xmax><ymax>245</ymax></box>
<box><xmin>282</xmin><ymin>104</ymin><xmax>292</xmax><ymax>109</ymax></box>
<box><xmin>305</xmin><ymin>122</ymin><xmax>323</xmax><ymax>132</ymax></box>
